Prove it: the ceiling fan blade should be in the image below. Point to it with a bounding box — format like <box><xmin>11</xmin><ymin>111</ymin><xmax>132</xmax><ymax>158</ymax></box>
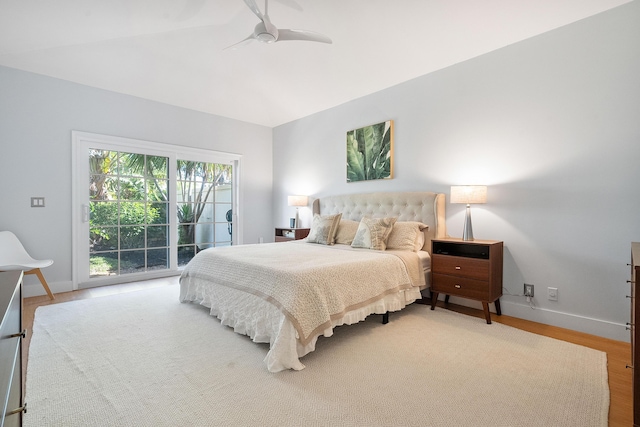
<box><xmin>277</xmin><ymin>29</ymin><xmax>332</xmax><ymax>44</ymax></box>
<box><xmin>273</xmin><ymin>0</ymin><xmax>302</xmax><ymax>12</ymax></box>
<box><xmin>243</xmin><ymin>0</ymin><xmax>265</xmax><ymax>21</ymax></box>
<box><xmin>224</xmin><ymin>34</ymin><xmax>256</xmax><ymax>50</ymax></box>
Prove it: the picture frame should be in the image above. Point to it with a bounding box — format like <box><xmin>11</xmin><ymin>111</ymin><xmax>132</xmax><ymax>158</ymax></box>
<box><xmin>346</xmin><ymin>120</ymin><xmax>394</xmax><ymax>182</ymax></box>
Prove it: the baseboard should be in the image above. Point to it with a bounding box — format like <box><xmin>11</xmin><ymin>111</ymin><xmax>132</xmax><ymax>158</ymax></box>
<box><xmin>22</xmin><ymin>280</ymin><xmax>73</xmax><ymax>298</ymax></box>
<box><xmin>442</xmin><ymin>295</ymin><xmax>629</xmax><ymax>343</ymax></box>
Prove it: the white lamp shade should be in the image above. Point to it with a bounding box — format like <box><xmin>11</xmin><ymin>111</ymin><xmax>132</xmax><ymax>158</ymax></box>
<box><xmin>287</xmin><ymin>195</ymin><xmax>308</xmax><ymax>207</ymax></box>
<box><xmin>450</xmin><ymin>186</ymin><xmax>487</xmax><ymax>204</ymax></box>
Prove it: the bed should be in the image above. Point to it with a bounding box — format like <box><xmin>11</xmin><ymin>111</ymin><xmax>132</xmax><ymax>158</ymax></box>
<box><xmin>179</xmin><ymin>191</ymin><xmax>446</xmax><ymax>372</ymax></box>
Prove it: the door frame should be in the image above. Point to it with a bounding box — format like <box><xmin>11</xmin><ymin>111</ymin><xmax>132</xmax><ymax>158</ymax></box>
<box><xmin>71</xmin><ymin>131</ymin><xmax>242</xmax><ymax>290</ymax></box>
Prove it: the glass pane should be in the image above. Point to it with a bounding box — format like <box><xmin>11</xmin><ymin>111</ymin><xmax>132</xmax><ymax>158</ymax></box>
<box><xmin>147</xmin><ymin>225</ymin><xmax>168</xmax><ymax>248</ymax></box>
<box><xmin>90</xmin><ymin>226</ymin><xmax>118</xmax><ymax>252</ymax></box>
<box><xmin>178</xmin><ymin>246</ymin><xmax>195</xmax><ymax>267</ymax></box>
<box><xmin>102</xmin><ymin>176</ymin><xmax>119</xmax><ymax>198</ymax></box>
<box><xmin>89</xmin><ymin>149</ymin><xmax>117</xmax><ymax>175</ymax></box>
<box><xmin>120</xmin><ymin>226</ymin><xmax>145</xmax><ymax>249</ymax></box>
<box><xmin>195</xmin><ymin>223</ymin><xmax>213</xmax><ymax>248</ymax></box>
<box><xmin>149</xmin><ymin>202</ymin><xmax>168</xmax><ymax>224</ymax></box>
<box><xmin>90</xmin><ymin>174</ymin><xmax>109</xmax><ymax>200</ymax></box>
<box><xmin>90</xmin><ymin>252</ymin><xmax>118</xmax><ymax>277</ymax></box>
<box><xmin>178</xmin><ymin>223</ymin><xmax>195</xmax><ymax>245</ymax></box>
<box><xmin>196</xmin><ymin>203</ymin><xmax>214</xmax><ymax>222</ymax></box>
<box><xmin>120</xmin><ymin>250</ymin><xmax>145</xmax><ymax>274</ymax></box>
<box><xmin>118</xmin><ymin>177</ymin><xmax>145</xmax><ymax>201</ymax></box>
<box><xmin>177</xmin><ymin>181</ymin><xmax>193</xmax><ymax>204</ymax></box>
<box><xmin>119</xmin><ymin>152</ymin><xmax>144</xmax><ymax>177</ymax></box>
<box><xmin>90</xmin><ymin>201</ymin><xmax>118</xmax><ymax>226</ymax></box>
<box><xmin>177</xmin><ymin>160</ymin><xmax>193</xmax><ymax>180</ymax></box>
<box><xmin>119</xmin><ymin>202</ymin><xmax>146</xmax><ymax>225</ymax></box>
<box><xmin>146</xmin><ymin>156</ymin><xmax>168</xmax><ymax>179</ymax></box>
<box><xmin>193</xmin><ymin>162</ymin><xmax>205</xmax><ymax>177</ymax></box>
<box><xmin>226</xmin><ymin>164</ymin><xmax>233</xmax><ymax>179</ymax></box>
<box><xmin>178</xmin><ymin>203</ymin><xmax>195</xmax><ymax>224</ymax></box>
<box><xmin>215</xmin><ymin>185</ymin><xmax>232</xmax><ymax>203</ymax></box>
<box><xmin>215</xmin><ymin>223</ymin><xmax>232</xmax><ymax>243</ymax></box>
<box><xmin>215</xmin><ymin>203</ymin><xmax>232</xmax><ymax>222</ymax></box>
<box><xmin>147</xmin><ymin>179</ymin><xmax>168</xmax><ymax>202</ymax></box>
<box><xmin>202</xmin><ymin>182</ymin><xmax>215</xmax><ymax>203</ymax></box>
<box><xmin>147</xmin><ymin>248</ymin><xmax>168</xmax><ymax>270</ymax></box>
<box><xmin>217</xmin><ymin>163</ymin><xmax>232</xmax><ymax>183</ymax></box>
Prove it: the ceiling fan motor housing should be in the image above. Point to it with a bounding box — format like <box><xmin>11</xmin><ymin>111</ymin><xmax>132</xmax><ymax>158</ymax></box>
<box><xmin>254</xmin><ymin>21</ymin><xmax>278</xmax><ymax>43</ymax></box>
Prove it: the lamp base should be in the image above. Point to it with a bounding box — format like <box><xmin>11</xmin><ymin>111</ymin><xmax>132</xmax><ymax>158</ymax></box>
<box><xmin>462</xmin><ymin>204</ymin><xmax>474</xmax><ymax>241</ymax></box>
<box><xmin>294</xmin><ymin>208</ymin><xmax>300</xmax><ymax>228</ymax></box>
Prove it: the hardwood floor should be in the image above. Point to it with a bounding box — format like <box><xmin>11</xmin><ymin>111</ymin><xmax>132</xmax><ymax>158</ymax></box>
<box><xmin>427</xmin><ymin>299</ymin><xmax>633</xmax><ymax>427</ymax></box>
<box><xmin>23</xmin><ymin>278</ymin><xmax>632</xmax><ymax>426</ymax></box>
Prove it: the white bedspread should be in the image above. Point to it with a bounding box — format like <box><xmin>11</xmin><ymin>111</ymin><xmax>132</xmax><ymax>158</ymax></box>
<box><xmin>179</xmin><ymin>241</ymin><xmax>425</xmax><ymax>371</ymax></box>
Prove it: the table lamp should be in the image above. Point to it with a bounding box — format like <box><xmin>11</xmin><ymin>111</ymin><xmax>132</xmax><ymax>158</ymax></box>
<box><xmin>287</xmin><ymin>195</ymin><xmax>308</xmax><ymax>228</ymax></box>
<box><xmin>450</xmin><ymin>185</ymin><xmax>487</xmax><ymax>241</ymax></box>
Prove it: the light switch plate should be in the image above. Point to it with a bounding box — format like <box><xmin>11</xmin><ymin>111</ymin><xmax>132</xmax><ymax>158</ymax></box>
<box><xmin>31</xmin><ymin>197</ymin><xmax>45</xmax><ymax>207</ymax></box>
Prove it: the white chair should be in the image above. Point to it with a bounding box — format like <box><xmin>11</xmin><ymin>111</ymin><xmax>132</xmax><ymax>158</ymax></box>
<box><xmin>0</xmin><ymin>231</ymin><xmax>54</xmax><ymax>299</ymax></box>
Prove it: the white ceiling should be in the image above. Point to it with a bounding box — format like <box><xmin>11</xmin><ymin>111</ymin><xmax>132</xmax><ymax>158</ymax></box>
<box><xmin>0</xmin><ymin>0</ymin><xmax>630</xmax><ymax>128</ymax></box>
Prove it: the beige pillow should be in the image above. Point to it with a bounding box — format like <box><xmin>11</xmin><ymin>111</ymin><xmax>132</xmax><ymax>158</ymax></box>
<box><xmin>351</xmin><ymin>217</ymin><xmax>397</xmax><ymax>250</ymax></box>
<box><xmin>306</xmin><ymin>213</ymin><xmax>342</xmax><ymax>245</ymax></box>
<box><xmin>334</xmin><ymin>219</ymin><xmax>360</xmax><ymax>245</ymax></box>
<box><xmin>386</xmin><ymin>221</ymin><xmax>429</xmax><ymax>252</ymax></box>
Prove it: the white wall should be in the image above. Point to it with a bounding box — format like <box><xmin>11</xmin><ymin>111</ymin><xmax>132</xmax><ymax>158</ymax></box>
<box><xmin>272</xmin><ymin>3</ymin><xmax>640</xmax><ymax>341</ymax></box>
<box><xmin>0</xmin><ymin>66</ymin><xmax>273</xmax><ymax>296</ymax></box>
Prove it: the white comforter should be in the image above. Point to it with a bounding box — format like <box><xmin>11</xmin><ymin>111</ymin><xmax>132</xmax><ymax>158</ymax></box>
<box><xmin>179</xmin><ymin>241</ymin><xmax>426</xmax><ymax>372</ymax></box>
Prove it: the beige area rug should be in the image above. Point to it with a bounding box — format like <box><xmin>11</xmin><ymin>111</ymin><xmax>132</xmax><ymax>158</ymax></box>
<box><xmin>25</xmin><ymin>285</ymin><xmax>609</xmax><ymax>427</ymax></box>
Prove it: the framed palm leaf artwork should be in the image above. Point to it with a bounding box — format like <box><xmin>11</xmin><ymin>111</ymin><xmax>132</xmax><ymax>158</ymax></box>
<box><xmin>346</xmin><ymin>120</ymin><xmax>394</xmax><ymax>182</ymax></box>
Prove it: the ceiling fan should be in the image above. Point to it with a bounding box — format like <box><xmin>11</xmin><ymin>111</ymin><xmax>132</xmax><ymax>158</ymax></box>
<box><xmin>226</xmin><ymin>0</ymin><xmax>332</xmax><ymax>49</ymax></box>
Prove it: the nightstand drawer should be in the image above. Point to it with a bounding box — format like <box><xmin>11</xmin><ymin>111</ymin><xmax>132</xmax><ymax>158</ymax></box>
<box><xmin>275</xmin><ymin>227</ymin><xmax>310</xmax><ymax>242</ymax></box>
<box><xmin>431</xmin><ymin>254</ymin><xmax>489</xmax><ymax>280</ymax></box>
<box><xmin>432</xmin><ymin>273</ymin><xmax>489</xmax><ymax>300</ymax></box>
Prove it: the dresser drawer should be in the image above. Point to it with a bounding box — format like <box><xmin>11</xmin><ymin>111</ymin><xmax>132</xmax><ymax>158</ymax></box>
<box><xmin>0</xmin><ymin>282</ymin><xmax>21</xmax><ymax>375</ymax></box>
<box><xmin>432</xmin><ymin>254</ymin><xmax>489</xmax><ymax>280</ymax></box>
<box><xmin>432</xmin><ymin>273</ymin><xmax>490</xmax><ymax>300</ymax></box>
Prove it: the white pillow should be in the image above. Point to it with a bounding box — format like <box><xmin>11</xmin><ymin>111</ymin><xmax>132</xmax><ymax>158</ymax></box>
<box><xmin>351</xmin><ymin>217</ymin><xmax>397</xmax><ymax>250</ymax></box>
<box><xmin>414</xmin><ymin>232</ymin><xmax>425</xmax><ymax>252</ymax></box>
<box><xmin>306</xmin><ymin>213</ymin><xmax>342</xmax><ymax>245</ymax></box>
<box><xmin>386</xmin><ymin>221</ymin><xmax>429</xmax><ymax>252</ymax></box>
<box><xmin>334</xmin><ymin>219</ymin><xmax>360</xmax><ymax>245</ymax></box>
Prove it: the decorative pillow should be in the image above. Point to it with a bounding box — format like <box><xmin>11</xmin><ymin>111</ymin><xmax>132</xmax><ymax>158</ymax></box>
<box><xmin>386</xmin><ymin>221</ymin><xmax>429</xmax><ymax>252</ymax></box>
<box><xmin>306</xmin><ymin>213</ymin><xmax>342</xmax><ymax>245</ymax></box>
<box><xmin>351</xmin><ymin>217</ymin><xmax>397</xmax><ymax>250</ymax></box>
<box><xmin>334</xmin><ymin>219</ymin><xmax>360</xmax><ymax>245</ymax></box>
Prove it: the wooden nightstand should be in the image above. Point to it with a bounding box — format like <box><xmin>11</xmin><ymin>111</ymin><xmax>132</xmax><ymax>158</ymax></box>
<box><xmin>275</xmin><ymin>227</ymin><xmax>310</xmax><ymax>242</ymax></box>
<box><xmin>430</xmin><ymin>238</ymin><xmax>503</xmax><ymax>324</ymax></box>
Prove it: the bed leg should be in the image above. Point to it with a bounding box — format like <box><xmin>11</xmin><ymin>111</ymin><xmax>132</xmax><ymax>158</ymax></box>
<box><xmin>382</xmin><ymin>311</ymin><xmax>389</xmax><ymax>324</ymax></box>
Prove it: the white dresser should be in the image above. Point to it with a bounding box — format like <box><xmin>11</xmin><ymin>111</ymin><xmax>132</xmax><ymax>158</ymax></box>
<box><xmin>0</xmin><ymin>271</ymin><xmax>24</xmax><ymax>427</ymax></box>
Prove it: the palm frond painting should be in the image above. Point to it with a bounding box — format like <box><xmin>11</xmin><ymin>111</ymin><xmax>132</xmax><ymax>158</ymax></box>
<box><xmin>346</xmin><ymin>120</ymin><xmax>394</xmax><ymax>182</ymax></box>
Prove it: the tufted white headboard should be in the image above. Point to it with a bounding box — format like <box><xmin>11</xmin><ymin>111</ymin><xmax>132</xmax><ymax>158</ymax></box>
<box><xmin>312</xmin><ymin>191</ymin><xmax>446</xmax><ymax>252</ymax></box>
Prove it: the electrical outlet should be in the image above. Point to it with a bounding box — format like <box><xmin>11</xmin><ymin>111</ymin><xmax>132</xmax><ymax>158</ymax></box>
<box><xmin>524</xmin><ymin>283</ymin><xmax>534</xmax><ymax>297</ymax></box>
<box><xmin>548</xmin><ymin>287</ymin><xmax>558</xmax><ymax>301</ymax></box>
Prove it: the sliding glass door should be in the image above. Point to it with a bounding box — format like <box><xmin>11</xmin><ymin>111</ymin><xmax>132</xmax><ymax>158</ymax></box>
<box><xmin>72</xmin><ymin>132</ymin><xmax>240</xmax><ymax>289</ymax></box>
<box><xmin>176</xmin><ymin>160</ymin><xmax>233</xmax><ymax>266</ymax></box>
<box><xmin>88</xmin><ymin>150</ymin><xmax>170</xmax><ymax>277</ymax></box>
